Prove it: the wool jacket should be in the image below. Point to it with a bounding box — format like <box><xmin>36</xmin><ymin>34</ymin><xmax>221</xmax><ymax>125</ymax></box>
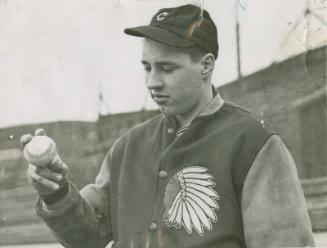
<box><xmin>36</xmin><ymin>93</ymin><xmax>315</xmax><ymax>248</ymax></box>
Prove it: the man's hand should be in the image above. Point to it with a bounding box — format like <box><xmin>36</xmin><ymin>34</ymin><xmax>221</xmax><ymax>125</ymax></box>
<box><xmin>20</xmin><ymin>129</ymin><xmax>68</xmax><ymax>196</ymax></box>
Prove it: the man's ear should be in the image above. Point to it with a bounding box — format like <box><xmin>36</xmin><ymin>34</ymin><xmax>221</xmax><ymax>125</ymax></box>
<box><xmin>200</xmin><ymin>53</ymin><xmax>215</xmax><ymax>77</ymax></box>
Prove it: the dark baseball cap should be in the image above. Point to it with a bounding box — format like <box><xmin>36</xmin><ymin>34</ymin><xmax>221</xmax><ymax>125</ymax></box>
<box><xmin>124</xmin><ymin>4</ymin><xmax>219</xmax><ymax>59</ymax></box>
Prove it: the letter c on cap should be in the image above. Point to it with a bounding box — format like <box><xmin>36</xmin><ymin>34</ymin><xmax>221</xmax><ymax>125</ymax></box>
<box><xmin>157</xmin><ymin>12</ymin><xmax>168</xmax><ymax>21</ymax></box>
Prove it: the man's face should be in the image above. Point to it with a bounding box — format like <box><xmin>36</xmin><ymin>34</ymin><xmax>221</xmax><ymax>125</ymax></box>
<box><xmin>141</xmin><ymin>39</ymin><xmax>207</xmax><ymax>120</ymax></box>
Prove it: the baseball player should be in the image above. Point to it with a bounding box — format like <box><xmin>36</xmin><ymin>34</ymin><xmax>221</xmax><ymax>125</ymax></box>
<box><xmin>21</xmin><ymin>4</ymin><xmax>315</xmax><ymax>248</ymax></box>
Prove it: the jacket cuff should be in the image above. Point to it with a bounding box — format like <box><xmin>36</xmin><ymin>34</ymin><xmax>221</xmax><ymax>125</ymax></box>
<box><xmin>41</xmin><ymin>181</ymin><xmax>69</xmax><ymax>205</ymax></box>
<box><xmin>36</xmin><ymin>182</ymin><xmax>81</xmax><ymax>218</ymax></box>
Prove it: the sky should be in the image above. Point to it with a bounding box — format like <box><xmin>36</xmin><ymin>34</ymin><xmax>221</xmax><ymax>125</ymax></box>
<box><xmin>0</xmin><ymin>0</ymin><xmax>326</xmax><ymax>128</ymax></box>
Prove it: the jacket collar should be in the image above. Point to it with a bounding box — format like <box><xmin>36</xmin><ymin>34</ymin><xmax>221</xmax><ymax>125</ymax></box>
<box><xmin>197</xmin><ymin>86</ymin><xmax>224</xmax><ymax>117</ymax></box>
<box><xmin>163</xmin><ymin>86</ymin><xmax>225</xmax><ymax>127</ymax></box>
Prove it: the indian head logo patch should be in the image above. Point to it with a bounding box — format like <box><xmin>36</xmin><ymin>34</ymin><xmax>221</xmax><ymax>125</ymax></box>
<box><xmin>163</xmin><ymin>166</ymin><xmax>220</xmax><ymax>236</ymax></box>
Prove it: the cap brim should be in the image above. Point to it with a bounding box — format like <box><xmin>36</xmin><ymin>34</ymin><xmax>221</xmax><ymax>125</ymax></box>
<box><xmin>124</xmin><ymin>25</ymin><xmax>196</xmax><ymax>48</ymax></box>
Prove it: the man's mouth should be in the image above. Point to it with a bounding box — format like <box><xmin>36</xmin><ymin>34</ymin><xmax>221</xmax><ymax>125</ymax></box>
<box><xmin>152</xmin><ymin>94</ymin><xmax>169</xmax><ymax>104</ymax></box>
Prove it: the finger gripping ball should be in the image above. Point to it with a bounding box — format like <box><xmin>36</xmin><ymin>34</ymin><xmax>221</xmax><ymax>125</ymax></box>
<box><xmin>24</xmin><ymin>136</ymin><xmax>58</xmax><ymax>167</ymax></box>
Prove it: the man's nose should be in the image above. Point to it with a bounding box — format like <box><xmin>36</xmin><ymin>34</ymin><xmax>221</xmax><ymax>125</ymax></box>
<box><xmin>146</xmin><ymin>71</ymin><xmax>164</xmax><ymax>90</ymax></box>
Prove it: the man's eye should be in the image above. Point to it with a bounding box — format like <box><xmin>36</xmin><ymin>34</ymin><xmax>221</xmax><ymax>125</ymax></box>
<box><xmin>143</xmin><ymin>67</ymin><xmax>151</xmax><ymax>72</ymax></box>
<box><xmin>162</xmin><ymin>66</ymin><xmax>177</xmax><ymax>72</ymax></box>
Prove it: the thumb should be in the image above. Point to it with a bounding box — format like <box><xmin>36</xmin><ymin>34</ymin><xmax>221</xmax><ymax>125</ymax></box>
<box><xmin>35</xmin><ymin>128</ymin><xmax>47</xmax><ymax>136</ymax></box>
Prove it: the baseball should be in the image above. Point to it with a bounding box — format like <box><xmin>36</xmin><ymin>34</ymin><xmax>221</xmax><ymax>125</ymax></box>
<box><xmin>23</xmin><ymin>136</ymin><xmax>58</xmax><ymax>167</ymax></box>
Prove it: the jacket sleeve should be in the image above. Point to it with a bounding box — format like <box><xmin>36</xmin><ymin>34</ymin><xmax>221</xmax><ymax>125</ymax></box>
<box><xmin>35</xmin><ymin>146</ymin><xmax>115</xmax><ymax>248</ymax></box>
<box><xmin>241</xmin><ymin>135</ymin><xmax>315</xmax><ymax>247</ymax></box>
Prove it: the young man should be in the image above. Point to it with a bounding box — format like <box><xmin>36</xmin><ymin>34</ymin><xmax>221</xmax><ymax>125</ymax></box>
<box><xmin>21</xmin><ymin>4</ymin><xmax>315</xmax><ymax>248</ymax></box>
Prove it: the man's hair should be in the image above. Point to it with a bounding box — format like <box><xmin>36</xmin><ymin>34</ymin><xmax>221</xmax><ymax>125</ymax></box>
<box><xmin>142</xmin><ymin>39</ymin><xmax>209</xmax><ymax>62</ymax></box>
<box><xmin>183</xmin><ymin>46</ymin><xmax>210</xmax><ymax>62</ymax></box>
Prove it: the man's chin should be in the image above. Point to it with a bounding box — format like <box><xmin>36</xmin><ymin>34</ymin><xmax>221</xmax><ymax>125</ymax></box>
<box><xmin>159</xmin><ymin>107</ymin><xmax>176</xmax><ymax>116</ymax></box>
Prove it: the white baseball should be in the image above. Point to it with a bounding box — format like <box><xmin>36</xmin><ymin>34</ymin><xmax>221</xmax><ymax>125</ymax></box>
<box><xmin>24</xmin><ymin>136</ymin><xmax>58</xmax><ymax>167</ymax></box>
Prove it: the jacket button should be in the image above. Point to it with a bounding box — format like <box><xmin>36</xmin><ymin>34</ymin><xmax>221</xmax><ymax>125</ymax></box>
<box><xmin>168</xmin><ymin>128</ymin><xmax>175</xmax><ymax>134</ymax></box>
<box><xmin>159</xmin><ymin>170</ymin><xmax>168</xmax><ymax>179</ymax></box>
<box><xmin>149</xmin><ymin>222</ymin><xmax>158</xmax><ymax>232</ymax></box>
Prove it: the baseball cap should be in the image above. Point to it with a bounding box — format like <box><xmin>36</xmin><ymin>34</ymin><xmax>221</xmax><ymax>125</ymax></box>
<box><xmin>124</xmin><ymin>4</ymin><xmax>219</xmax><ymax>59</ymax></box>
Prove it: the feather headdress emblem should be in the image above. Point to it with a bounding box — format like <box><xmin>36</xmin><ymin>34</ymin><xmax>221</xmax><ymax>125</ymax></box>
<box><xmin>163</xmin><ymin>166</ymin><xmax>219</xmax><ymax>236</ymax></box>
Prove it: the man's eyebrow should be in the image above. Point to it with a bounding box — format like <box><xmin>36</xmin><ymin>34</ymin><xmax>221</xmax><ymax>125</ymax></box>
<box><xmin>157</xmin><ymin>61</ymin><xmax>180</xmax><ymax>66</ymax></box>
<box><xmin>141</xmin><ymin>60</ymin><xmax>181</xmax><ymax>66</ymax></box>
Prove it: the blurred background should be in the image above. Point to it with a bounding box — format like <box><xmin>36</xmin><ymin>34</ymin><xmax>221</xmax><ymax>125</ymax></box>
<box><xmin>0</xmin><ymin>0</ymin><xmax>326</xmax><ymax>247</ymax></box>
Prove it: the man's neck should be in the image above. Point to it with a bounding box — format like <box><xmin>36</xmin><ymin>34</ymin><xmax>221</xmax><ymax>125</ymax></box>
<box><xmin>175</xmin><ymin>86</ymin><xmax>214</xmax><ymax>128</ymax></box>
